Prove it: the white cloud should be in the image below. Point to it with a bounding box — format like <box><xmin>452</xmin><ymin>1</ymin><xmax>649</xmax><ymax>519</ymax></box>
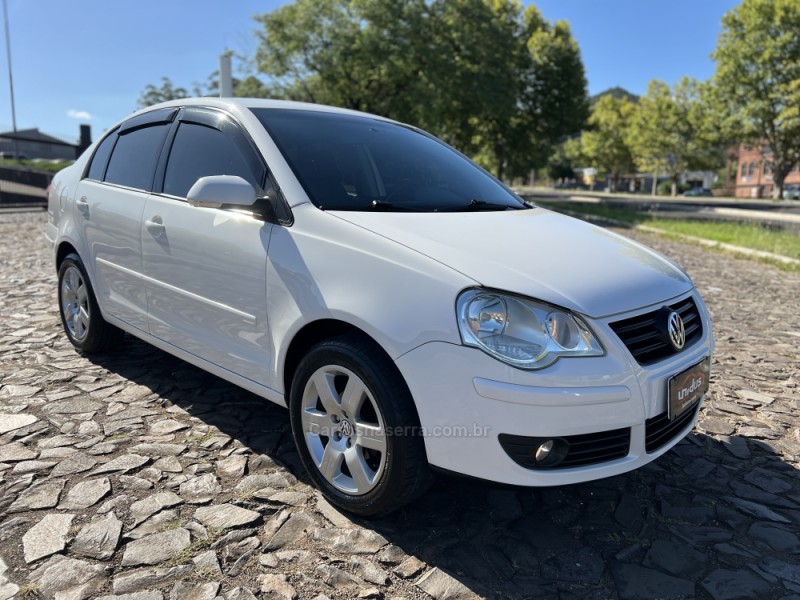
<box><xmin>66</xmin><ymin>109</ymin><xmax>92</xmax><ymax>120</ymax></box>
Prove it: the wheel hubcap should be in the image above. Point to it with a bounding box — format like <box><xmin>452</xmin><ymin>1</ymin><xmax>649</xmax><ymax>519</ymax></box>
<box><xmin>300</xmin><ymin>365</ymin><xmax>387</xmax><ymax>495</ymax></box>
<box><xmin>60</xmin><ymin>265</ymin><xmax>90</xmax><ymax>342</ymax></box>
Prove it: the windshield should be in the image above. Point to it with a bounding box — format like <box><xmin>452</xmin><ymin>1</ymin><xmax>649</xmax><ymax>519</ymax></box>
<box><xmin>251</xmin><ymin>108</ymin><xmax>527</xmax><ymax>212</ymax></box>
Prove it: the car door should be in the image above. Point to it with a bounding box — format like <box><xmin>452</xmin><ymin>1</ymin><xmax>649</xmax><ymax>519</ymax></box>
<box><xmin>141</xmin><ymin>107</ymin><xmax>274</xmax><ymax>385</ymax></box>
<box><xmin>73</xmin><ymin>108</ymin><xmax>177</xmax><ymax>331</ymax></box>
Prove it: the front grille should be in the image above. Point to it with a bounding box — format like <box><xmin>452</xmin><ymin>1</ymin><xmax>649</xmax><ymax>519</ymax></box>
<box><xmin>609</xmin><ymin>296</ymin><xmax>702</xmax><ymax>365</ymax></box>
<box><xmin>645</xmin><ymin>402</ymin><xmax>700</xmax><ymax>453</ymax></box>
<box><xmin>499</xmin><ymin>428</ymin><xmax>630</xmax><ymax>470</ymax></box>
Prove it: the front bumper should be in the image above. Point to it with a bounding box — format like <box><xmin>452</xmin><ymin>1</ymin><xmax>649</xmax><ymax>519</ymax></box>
<box><xmin>395</xmin><ymin>291</ymin><xmax>714</xmax><ymax>486</ymax></box>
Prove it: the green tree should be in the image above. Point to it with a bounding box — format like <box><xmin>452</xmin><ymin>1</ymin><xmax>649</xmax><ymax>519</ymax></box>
<box><xmin>580</xmin><ymin>94</ymin><xmax>636</xmax><ymax>190</ymax></box>
<box><xmin>522</xmin><ymin>12</ymin><xmax>589</xmax><ymax>170</ymax></box>
<box><xmin>254</xmin><ymin>0</ymin><xmax>431</xmax><ymax>117</ymax></box>
<box><xmin>628</xmin><ymin>78</ymin><xmax>720</xmax><ymax>196</ymax></box>
<box><xmin>137</xmin><ymin>77</ymin><xmax>191</xmax><ymax>108</ymax></box>
<box><xmin>431</xmin><ymin>0</ymin><xmax>529</xmax><ymax>177</ymax></box>
<box><xmin>233</xmin><ymin>76</ymin><xmax>271</xmax><ymax>98</ymax></box>
<box><xmin>203</xmin><ymin>71</ymin><xmax>273</xmax><ymax>98</ymax></box>
<box><xmin>443</xmin><ymin>3</ymin><xmax>588</xmax><ymax>179</ymax></box>
<box><xmin>712</xmin><ymin>0</ymin><xmax>800</xmax><ymax>199</ymax></box>
<box><xmin>546</xmin><ymin>137</ymin><xmax>582</xmax><ymax>182</ymax></box>
<box><xmin>138</xmin><ymin>71</ymin><xmax>272</xmax><ymax>109</ymax></box>
<box><xmin>253</xmin><ymin>0</ymin><xmax>588</xmax><ymax>179</ymax></box>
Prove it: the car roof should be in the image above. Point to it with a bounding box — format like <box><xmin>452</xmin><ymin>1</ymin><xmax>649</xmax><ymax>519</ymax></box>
<box><xmin>128</xmin><ymin>97</ymin><xmax>398</xmax><ymax>126</ymax></box>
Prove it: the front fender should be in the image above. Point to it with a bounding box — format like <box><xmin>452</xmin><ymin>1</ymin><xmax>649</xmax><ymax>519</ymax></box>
<box><xmin>266</xmin><ymin>204</ymin><xmax>475</xmax><ymax>393</ymax></box>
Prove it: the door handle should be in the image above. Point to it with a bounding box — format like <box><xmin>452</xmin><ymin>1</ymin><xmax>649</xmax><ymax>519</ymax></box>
<box><xmin>76</xmin><ymin>196</ymin><xmax>89</xmax><ymax>216</ymax></box>
<box><xmin>145</xmin><ymin>216</ymin><xmax>165</xmax><ymax>236</ymax></box>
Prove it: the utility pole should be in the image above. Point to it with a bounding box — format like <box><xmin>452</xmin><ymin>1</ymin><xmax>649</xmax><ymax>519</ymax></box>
<box><xmin>2</xmin><ymin>0</ymin><xmax>20</xmax><ymax>160</ymax></box>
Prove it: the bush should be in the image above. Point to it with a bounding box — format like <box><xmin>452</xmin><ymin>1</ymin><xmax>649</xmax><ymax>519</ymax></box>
<box><xmin>656</xmin><ymin>180</ymin><xmax>673</xmax><ymax>196</ymax></box>
<box><xmin>656</xmin><ymin>180</ymin><xmax>693</xmax><ymax>196</ymax></box>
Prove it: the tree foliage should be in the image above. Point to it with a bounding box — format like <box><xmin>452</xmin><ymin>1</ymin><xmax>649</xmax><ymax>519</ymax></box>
<box><xmin>254</xmin><ymin>0</ymin><xmax>430</xmax><ymax>116</ymax></box>
<box><xmin>546</xmin><ymin>137</ymin><xmax>582</xmax><ymax>181</ymax></box>
<box><xmin>580</xmin><ymin>94</ymin><xmax>636</xmax><ymax>190</ymax></box>
<box><xmin>627</xmin><ymin>78</ymin><xmax>721</xmax><ymax>196</ymax></box>
<box><xmin>254</xmin><ymin>0</ymin><xmax>588</xmax><ymax>178</ymax></box>
<box><xmin>712</xmin><ymin>0</ymin><xmax>800</xmax><ymax>198</ymax></box>
<box><xmin>137</xmin><ymin>77</ymin><xmax>191</xmax><ymax>108</ymax></box>
<box><xmin>138</xmin><ymin>73</ymin><xmax>272</xmax><ymax>109</ymax></box>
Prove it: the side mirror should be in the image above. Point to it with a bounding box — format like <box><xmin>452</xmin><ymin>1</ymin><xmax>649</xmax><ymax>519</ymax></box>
<box><xmin>187</xmin><ymin>175</ymin><xmax>257</xmax><ymax>209</ymax></box>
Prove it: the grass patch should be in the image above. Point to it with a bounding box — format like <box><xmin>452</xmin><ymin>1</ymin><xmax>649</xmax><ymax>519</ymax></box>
<box><xmin>156</xmin><ymin>518</ymin><xmax>184</xmax><ymax>533</ymax></box>
<box><xmin>166</xmin><ymin>529</ymin><xmax>222</xmax><ymax>567</ymax></box>
<box><xmin>646</xmin><ymin>218</ymin><xmax>800</xmax><ymax>261</ymax></box>
<box><xmin>0</xmin><ymin>159</ymin><xmax>72</xmax><ymax>172</ymax></box>
<box><xmin>18</xmin><ymin>583</ymin><xmax>41</xmax><ymax>599</ymax></box>
<box><xmin>234</xmin><ymin>488</ymin><xmax>257</xmax><ymax>501</ymax></box>
<box><xmin>186</xmin><ymin>432</ymin><xmax>217</xmax><ymax>446</ymax></box>
<box><xmin>187</xmin><ymin>566</ymin><xmax>222</xmax><ymax>583</ymax></box>
<box><xmin>539</xmin><ymin>200</ymin><xmax>642</xmax><ymax>225</ymax></box>
<box><xmin>539</xmin><ymin>200</ymin><xmax>800</xmax><ymax>271</ymax></box>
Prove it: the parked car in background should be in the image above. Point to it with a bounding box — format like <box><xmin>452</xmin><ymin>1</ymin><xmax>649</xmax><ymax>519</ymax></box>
<box><xmin>783</xmin><ymin>184</ymin><xmax>800</xmax><ymax>200</ymax></box>
<box><xmin>45</xmin><ymin>98</ymin><xmax>714</xmax><ymax>516</ymax></box>
<box><xmin>683</xmin><ymin>187</ymin><xmax>712</xmax><ymax>197</ymax></box>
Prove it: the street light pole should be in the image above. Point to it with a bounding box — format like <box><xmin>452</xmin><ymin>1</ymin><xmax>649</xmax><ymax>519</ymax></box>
<box><xmin>2</xmin><ymin>0</ymin><xmax>20</xmax><ymax>161</ymax></box>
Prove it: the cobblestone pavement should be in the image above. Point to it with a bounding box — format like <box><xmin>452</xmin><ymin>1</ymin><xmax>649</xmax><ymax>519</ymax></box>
<box><xmin>1</xmin><ymin>211</ymin><xmax>799</xmax><ymax>600</ymax></box>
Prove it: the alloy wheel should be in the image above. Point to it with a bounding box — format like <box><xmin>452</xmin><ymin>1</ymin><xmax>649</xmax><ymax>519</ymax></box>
<box><xmin>60</xmin><ymin>265</ymin><xmax>90</xmax><ymax>342</ymax></box>
<box><xmin>300</xmin><ymin>365</ymin><xmax>387</xmax><ymax>495</ymax></box>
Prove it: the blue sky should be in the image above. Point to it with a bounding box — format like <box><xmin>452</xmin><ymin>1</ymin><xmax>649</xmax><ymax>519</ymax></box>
<box><xmin>1</xmin><ymin>0</ymin><xmax>740</xmax><ymax>143</ymax></box>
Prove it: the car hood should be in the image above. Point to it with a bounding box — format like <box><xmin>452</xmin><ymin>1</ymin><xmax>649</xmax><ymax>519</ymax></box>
<box><xmin>329</xmin><ymin>207</ymin><xmax>693</xmax><ymax>318</ymax></box>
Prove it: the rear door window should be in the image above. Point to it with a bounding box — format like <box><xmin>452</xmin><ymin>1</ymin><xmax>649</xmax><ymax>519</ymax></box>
<box><xmin>104</xmin><ymin>124</ymin><xmax>170</xmax><ymax>191</ymax></box>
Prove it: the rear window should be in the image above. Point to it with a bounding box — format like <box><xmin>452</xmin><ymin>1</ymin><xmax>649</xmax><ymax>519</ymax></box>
<box><xmin>104</xmin><ymin>124</ymin><xmax>169</xmax><ymax>191</ymax></box>
<box><xmin>251</xmin><ymin>108</ymin><xmax>525</xmax><ymax>212</ymax></box>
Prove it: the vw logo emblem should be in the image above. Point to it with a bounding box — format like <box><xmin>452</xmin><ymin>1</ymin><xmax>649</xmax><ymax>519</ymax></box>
<box><xmin>339</xmin><ymin>419</ymin><xmax>353</xmax><ymax>437</ymax></box>
<box><xmin>667</xmin><ymin>311</ymin><xmax>685</xmax><ymax>350</ymax></box>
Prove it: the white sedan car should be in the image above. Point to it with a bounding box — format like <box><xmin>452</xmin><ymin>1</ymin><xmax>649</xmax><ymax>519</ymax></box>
<box><xmin>46</xmin><ymin>98</ymin><xmax>714</xmax><ymax>516</ymax></box>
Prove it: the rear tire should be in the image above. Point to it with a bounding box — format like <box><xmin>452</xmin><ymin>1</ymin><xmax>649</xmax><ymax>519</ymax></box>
<box><xmin>289</xmin><ymin>333</ymin><xmax>433</xmax><ymax>517</ymax></box>
<box><xmin>57</xmin><ymin>253</ymin><xmax>123</xmax><ymax>353</ymax></box>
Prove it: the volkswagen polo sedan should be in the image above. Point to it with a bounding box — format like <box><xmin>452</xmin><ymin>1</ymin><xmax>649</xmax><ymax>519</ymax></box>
<box><xmin>46</xmin><ymin>99</ymin><xmax>714</xmax><ymax>516</ymax></box>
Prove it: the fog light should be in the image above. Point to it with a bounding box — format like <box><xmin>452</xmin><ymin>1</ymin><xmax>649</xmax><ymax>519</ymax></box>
<box><xmin>533</xmin><ymin>438</ymin><xmax>569</xmax><ymax>467</ymax></box>
<box><xmin>535</xmin><ymin>440</ymin><xmax>554</xmax><ymax>462</ymax></box>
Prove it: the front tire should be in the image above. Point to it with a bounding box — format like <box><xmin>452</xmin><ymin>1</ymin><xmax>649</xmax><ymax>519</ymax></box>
<box><xmin>57</xmin><ymin>253</ymin><xmax>123</xmax><ymax>353</ymax></box>
<box><xmin>289</xmin><ymin>333</ymin><xmax>433</xmax><ymax>517</ymax></box>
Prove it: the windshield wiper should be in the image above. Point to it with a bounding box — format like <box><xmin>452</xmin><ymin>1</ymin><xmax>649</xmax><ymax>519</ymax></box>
<box><xmin>320</xmin><ymin>200</ymin><xmax>414</xmax><ymax>211</ymax></box>
<box><xmin>371</xmin><ymin>199</ymin><xmax>400</xmax><ymax>210</ymax></box>
<box><xmin>438</xmin><ymin>199</ymin><xmax>521</xmax><ymax>212</ymax></box>
<box><xmin>368</xmin><ymin>199</ymin><xmax>424</xmax><ymax>212</ymax></box>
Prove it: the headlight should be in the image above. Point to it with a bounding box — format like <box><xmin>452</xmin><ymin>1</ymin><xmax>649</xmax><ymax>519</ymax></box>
<box><xmin>456</xmin><ymin>289</ymin><xmax>604</xmax><ymax>369</ymax></box>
